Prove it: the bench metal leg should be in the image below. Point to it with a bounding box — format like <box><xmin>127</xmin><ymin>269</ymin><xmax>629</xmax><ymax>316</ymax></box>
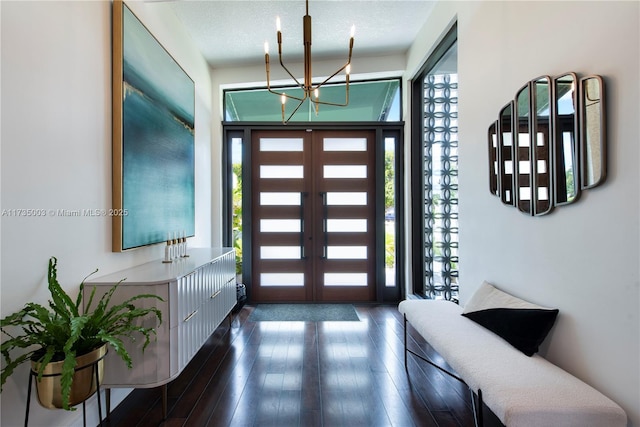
<box><xmin>478</xmin><ymin>389</ymin><xmax>484</xmax><ymax>427</ymax></box>
<box><xmin>403</xmin><ymin>314</ymin><xmax>408</xmax><ymax>369</ymax></box>
<box><xmin>471</xmin><ymin>389</ymin><xmax>484</xmax><ymax>427</ymax></box>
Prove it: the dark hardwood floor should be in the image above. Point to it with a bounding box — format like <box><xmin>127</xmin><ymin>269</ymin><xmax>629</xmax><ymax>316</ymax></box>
<box><xmin>103</xmin><ymin>304</ymin><xmax>502</xmax><ymax>427</ymax></box>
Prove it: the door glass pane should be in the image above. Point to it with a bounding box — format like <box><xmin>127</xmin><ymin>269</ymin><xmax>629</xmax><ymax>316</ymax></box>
<box><xmin>260</xmin><ymin>246</ymin><xmax>301</xmax><ymax>259</ymax></box>
<box><xmin>324</xmin><ymin>273</ymin><xmax>367</xmax><ymax>287</ymax></box>
<box><xmin>327</xmin><ymin>246</ymin><xmax>367</xmax><ymax>259</ymax></box>
<box><xmin>324</xmin><ymin>165</ymin><xmax>366</xmax><ymax>179</ymax></box>
<box><xmin>537</xmin><ymin>160</ymin><xmax>547</xmax><ymax>173</ymax></box>
<box><xmin>323</xmin><ymin>138</ymin><xmax>367</xmax><ymax>152</ymax></box>
<box><xmin>326</xmin><ymin>219</ymin><xmax>367</xmax><ymax>232</ymax></box>
<box><xmin>261</xmin><ymin>273</ymin><xmax>304</xmax><ymax>287</ymax></box>
<box><xmin>260</xmin><ymin>192</ymin><xmax>301</xmax><ymax>205</ymax></box>
<box><xmin>326</xmin><ymin>192</ymin><xmax>367</xmax><ymax>205</ymax></box>
<box><xmin>260</xmin><ymin>138</ymin><xmax>303</xmax><ymax>151</ymax></box>
<box><xmin>260</xmin><ymin>219</ymin><xmax>301</xmax><ymax>232</ymax></box>
<box><xmin>261</xmin><ymin>165</ymin><xmax>303</xmax><ymax>179</ymax></box>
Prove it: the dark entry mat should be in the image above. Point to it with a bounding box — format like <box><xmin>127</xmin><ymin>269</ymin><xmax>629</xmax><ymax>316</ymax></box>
<box><xmin>248</xmin><ymin>304</ymin><xmax>360</xmax><ymax>322</ymax></box>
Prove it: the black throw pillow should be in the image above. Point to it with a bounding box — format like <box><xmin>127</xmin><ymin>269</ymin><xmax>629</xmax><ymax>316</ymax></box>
<box><xmin>462</xmin><ymin>281</ymin><xmax>559</xmax><ymax>356</ymax></box>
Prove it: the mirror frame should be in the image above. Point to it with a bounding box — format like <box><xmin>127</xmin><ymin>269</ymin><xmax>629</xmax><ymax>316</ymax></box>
<box><xmin>580</xmin><ymin>75</ymin><xmax>606</xmax><ymax>189</ymax></box>
<box><xmin>498</xmin><ymin>102</ymin><xmax>515</xmax><ymax>206</ymax></box>
<box><xmin>552</xmin><ymin>72</ymin><xmax>580</xmax><ymax>206</ymax></box>
<box><xmin>532</xmin><ymin>75</ymin><xmax>553</xmax><ymax>216</ymax></box>
<box><xmin>515</xmin><ymin>83</ymin><xmax>533</xmax><ymax>215</ymax></box>
<box><xmin>488</xmin><ymin>121</ymin><xmax>499</xmax><ymax>197</ymax></box>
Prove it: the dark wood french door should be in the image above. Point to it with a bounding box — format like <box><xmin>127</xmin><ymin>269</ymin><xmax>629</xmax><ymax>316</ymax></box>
<box><xmin>250</xmin><ymin>129</ymin><xmax>376</xmax><ymax>302</ymax></box>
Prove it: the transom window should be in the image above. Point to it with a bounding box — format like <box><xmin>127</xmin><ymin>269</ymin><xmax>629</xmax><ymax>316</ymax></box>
<box><xmin>224</xmin><ymin>79</ymin><xmax>400</xmax><ymax>122</ymax></box>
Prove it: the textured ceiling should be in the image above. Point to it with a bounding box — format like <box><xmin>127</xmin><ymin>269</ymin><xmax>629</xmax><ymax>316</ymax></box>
<box><xmin>149</xmin><ymin>1</ymin><xmax>436</xmax><ymax>68</ymax></box>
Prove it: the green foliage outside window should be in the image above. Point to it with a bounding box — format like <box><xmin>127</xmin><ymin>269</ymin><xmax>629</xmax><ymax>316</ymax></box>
<box><xmin>384</xmin><ymin>151</ymin><xmax>394</xmax><ymax>209</ymax></box>
<box><xmin>232</xmin><ymin>163</ymin><xmax>243</xmax><ymax>275</ymax></box>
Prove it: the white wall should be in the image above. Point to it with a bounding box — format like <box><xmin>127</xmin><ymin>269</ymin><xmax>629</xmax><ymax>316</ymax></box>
<box><xmin>0</xmin><ymin>1</ymin><xmax>212</xmax><ymax>426</ymax></box>
<box><xmin>405</xmin><ymin>1</ymin><xmax>639</xmax><ymax>425</ymax></box>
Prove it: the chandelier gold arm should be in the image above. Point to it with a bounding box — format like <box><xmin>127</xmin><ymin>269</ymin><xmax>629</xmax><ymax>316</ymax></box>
<box><xmin>264</xmin><ymin>0</ymin><xmax>354</xmax><ymax>123</ymax></box>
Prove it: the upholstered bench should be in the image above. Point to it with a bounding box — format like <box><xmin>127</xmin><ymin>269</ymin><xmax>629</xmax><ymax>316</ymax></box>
<box><xmin>398</xmin><ymin>282</ymin><xmax>627</xmax><ymax>427</ymax></box>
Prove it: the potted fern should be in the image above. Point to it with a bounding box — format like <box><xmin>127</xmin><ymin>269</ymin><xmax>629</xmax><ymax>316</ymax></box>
<box><xmin>0</xmin><ymin>256</ymin><xmax>163</xmax><ymax>410</ymax></box>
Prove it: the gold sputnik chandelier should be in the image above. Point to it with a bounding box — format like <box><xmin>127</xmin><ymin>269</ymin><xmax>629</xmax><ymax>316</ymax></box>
<box><xmin>264</xmin><ymin>0</ymin><xmax>354</xmax><ymax>123</ymax></box>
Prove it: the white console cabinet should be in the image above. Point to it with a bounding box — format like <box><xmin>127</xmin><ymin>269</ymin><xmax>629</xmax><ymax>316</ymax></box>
<box><xmin>85</xmin><ymin>248</ymin><xmax>236</xmax><ymax>411</ymax></box>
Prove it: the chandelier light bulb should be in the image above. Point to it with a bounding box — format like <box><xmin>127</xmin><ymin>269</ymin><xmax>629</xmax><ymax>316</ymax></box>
<box><xmin>264</xmin><ymin>41</ymin><xmax>269</xmax><ymax>54</ymax></box>
<box><xmin>276</xmin><ymin>16</ymin><xmax>281</xmax><ymax>32</ymax></box>
<box><xmin>351</xmin><ymin>25</ymin><xmax>355</xmax><ymax>38</ymax></box>
<box><xmin>314</xmin><ymin>88</ymin><xmax>319</xmax><ymax>99</ymax></box>
<box><xmin>346</xmin><ymin>64</ymin><xmax>351</xmax><ymax>75</ymax></box>
<box><xmin>281</xmin><ymin>93</ymin><xmax>287</xmax><ymax>105</ymax></box>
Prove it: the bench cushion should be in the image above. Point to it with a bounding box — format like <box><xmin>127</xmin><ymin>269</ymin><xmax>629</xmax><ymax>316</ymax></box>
<box><xmin>399</xmin><ymin>299</ymin><xmax>627</xmax><ymax>427</ymax></box>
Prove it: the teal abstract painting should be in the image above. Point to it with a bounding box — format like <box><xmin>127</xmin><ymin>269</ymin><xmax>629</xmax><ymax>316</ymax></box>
<box><xmin>117</xmin><ymin>4</ymin><xmax>194</xmax><ymax>250</ymax></box>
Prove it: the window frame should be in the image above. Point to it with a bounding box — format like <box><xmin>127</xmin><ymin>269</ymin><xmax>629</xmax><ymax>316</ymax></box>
<box><xmin>223</xmin><ymin>122</ymin><xmax>404</xmax><ymax>303</ymax></box>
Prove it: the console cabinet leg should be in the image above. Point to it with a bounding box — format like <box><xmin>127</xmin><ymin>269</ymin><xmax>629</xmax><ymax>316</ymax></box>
<box><xmin>162</xmin><ymin>384</ymin><xmax>168</xmax><ymax>420</ymax></box>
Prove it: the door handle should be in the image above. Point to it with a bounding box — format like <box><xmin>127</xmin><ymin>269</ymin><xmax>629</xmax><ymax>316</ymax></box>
<box><xmin>300</xmin><ymin>192</ymin><xmax>308</xmax><ymax>259</ymax></box>
<box><xmin>320</xmin><ymin>191</ymin><xmax>328</xmax><ymax>259</ymax></box>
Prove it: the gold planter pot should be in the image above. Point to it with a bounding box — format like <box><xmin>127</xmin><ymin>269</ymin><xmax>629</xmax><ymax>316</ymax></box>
<box><xmin>30</xmin><ymin>344</ymin><xmax>107</xmax><ymax>409</ymax></box>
